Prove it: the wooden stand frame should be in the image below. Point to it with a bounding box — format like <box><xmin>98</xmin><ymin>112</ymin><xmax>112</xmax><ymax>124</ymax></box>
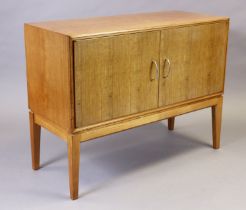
<box><xmin>29</xmin><ymin>95</ymin><xmax>223</xmax><ymax>200</ymax></box>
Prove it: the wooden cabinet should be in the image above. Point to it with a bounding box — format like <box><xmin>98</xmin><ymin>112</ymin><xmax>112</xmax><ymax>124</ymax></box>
<box><xmin>24</xmin><ymin>11</ymin><xmax>229</xmax><ymax>200</ymax></box>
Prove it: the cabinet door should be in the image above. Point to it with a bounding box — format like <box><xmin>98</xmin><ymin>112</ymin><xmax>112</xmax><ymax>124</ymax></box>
<box><xmin>159</xmin><ymin>22</ymin><xmax>228</xmax><ymax>107</ymax></box>
<box><xmin>74</xmin><ymin>31</ymin><xmax>160</xmax><ymax>127</ymax></box>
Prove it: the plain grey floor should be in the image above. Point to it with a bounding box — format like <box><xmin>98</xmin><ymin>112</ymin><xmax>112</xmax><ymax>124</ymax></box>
<box><xmin>1</xmin><ymin>1</ymin><xmax>246</xmax><ymax>209</ymax></box>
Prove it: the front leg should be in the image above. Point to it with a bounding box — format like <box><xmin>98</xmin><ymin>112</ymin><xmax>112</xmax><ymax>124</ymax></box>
<box><xmin>29</xmin><ymin>112</ymin><xmax>41</xmax><ymax>170</ymax></box>
<box><xmin>211</xmin><ymin>96</ymin><xmax>223</xmax><ymax>149</ymax></box>
<box><xmin>67</xmin><ymin>135</ymin><xmax>80</xmax><ymax>200</ymax></box>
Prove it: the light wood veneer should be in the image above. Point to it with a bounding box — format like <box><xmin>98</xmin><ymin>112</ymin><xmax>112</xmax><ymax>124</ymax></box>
<box><xmin>25</xmin><ymin>11</ymin><xmax>229</xmax><ymax>200</ymax></box>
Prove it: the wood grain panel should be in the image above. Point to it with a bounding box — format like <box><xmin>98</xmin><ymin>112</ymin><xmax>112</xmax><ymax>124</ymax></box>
<box><xmin>159</xmin><ymin>21</ymin><xmax>228</xmax><ymax>107</ymax></box>
<box><xmin>28</xmin><ymin>11</ymin><xmax>228</xmax><ymax>38</ymax></box>
<box><xmin>25</xmin><ymin>24</ymin><xmax>74</xmax><ymax>132</ymax></box>
<box><xmin>74</xmin><ymin>31</ymin><xmax>160</xmax><ymax>127</ymax></box>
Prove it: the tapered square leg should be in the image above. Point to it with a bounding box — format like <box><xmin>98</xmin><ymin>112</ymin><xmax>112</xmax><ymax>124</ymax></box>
<box><xmin>29</xmin><ymin>112</ymin><xmax>41</xmax><ymax>170</ymax></box>
<box><xmin>211</xmin><ymin>97</ymin><xmax>223</xmax><ymax>149</ymax></box>
<box><xmin>67</xmin><ymin>135</ymin><xmax>80</xmax><ymax>200</ymax></box>
<box><xmin>168</xmin><ymin>117</ymin><xmax>175</xmax><ymax>130</ymax></box>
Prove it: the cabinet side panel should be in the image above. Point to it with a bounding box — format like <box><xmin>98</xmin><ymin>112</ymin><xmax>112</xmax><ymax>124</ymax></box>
<box><xmin>25</xmin><ymin>25</ymin><xmax>73</xmax><ymax>132</ymax></box>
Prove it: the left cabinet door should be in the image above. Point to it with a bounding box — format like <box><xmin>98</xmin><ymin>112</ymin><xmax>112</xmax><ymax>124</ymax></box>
<box><xmin>74</xmin><ymin>31</ymin><xmax>160</xmax><ymax>128</ymax></box>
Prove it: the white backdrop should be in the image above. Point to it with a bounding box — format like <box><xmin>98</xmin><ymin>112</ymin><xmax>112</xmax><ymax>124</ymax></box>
<box><xmin>0</xmin><ymin>1</ymin><xmax>246</xmax><ymax>210</ymax></box>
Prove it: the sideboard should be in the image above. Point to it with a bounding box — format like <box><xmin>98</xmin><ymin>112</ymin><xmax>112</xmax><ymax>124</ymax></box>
<box><xmin>25</xmin><ymin>11</ymin><xmax>229</xmax><ymax>200</ymax></box>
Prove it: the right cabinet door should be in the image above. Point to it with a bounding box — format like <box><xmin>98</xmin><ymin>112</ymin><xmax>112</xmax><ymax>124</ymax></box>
<box><xmin>158</xmin><ymin>22</ymin><xmax>228</xmax><ymax>107</ymax></box>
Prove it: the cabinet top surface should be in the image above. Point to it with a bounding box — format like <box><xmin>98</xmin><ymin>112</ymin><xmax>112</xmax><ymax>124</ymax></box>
<box><xmin>26</xmin><ymin>11</ymin><xmax>229</xmax><ymax>38</ymax></box>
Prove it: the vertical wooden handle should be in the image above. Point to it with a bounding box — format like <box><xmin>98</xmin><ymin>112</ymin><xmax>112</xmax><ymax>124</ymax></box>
<box><xmin>163</xmin><ymin>58</ymin><xmax>171</xmax><ymax>78</ymax></box>
<box><xmin>150</xmin><ymin>60</ymin><xmax>159</xmax><ymax>81</ymax></box>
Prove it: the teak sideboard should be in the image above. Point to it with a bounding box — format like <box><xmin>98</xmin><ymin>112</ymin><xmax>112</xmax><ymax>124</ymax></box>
<box><xmin>24</xmin><ymin>11</ymin><xmax>229</xmax><ymax>200</ymax></box>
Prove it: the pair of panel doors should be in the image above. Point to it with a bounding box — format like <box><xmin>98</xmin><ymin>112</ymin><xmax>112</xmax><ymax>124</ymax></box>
<box><xmin>74</xmin><ymin>22</ymin><xmax>228</xmax><ymax>128</ymax></box>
